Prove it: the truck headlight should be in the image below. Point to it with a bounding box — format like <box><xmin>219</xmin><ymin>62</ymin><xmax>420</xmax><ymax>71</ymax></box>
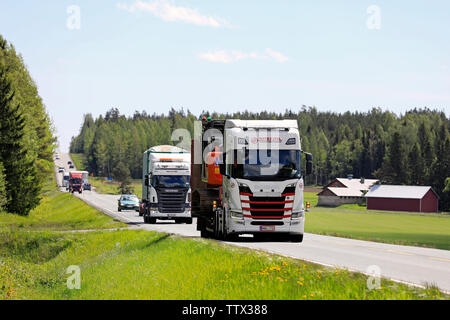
<box><xmin>231</xmin><ymin>211</ymin><xmax>244</xmax><ymax>219</ymax></box>
<box><xmin>291</xmin><ymin>211</ymin><xmax>304</xmax><ymax>218</ymax></box>
<box><xmin>286</xmin><ymin>183</ymin><xmax>296</xmax><ymax>188</ymax></box>
<box><xmin>150</xmin><ymin>208</ymin><xmax>158</xmax><ymax>214</ymax></box>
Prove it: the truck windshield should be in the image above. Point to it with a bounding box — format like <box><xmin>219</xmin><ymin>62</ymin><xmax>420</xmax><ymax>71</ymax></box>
<box><xmin>71</xmin><ymin>178</ymin><xmax>82</xmax><ymax>184</ymax></box>
<box><xmin>230</xmin><ymin>149</ymin><xmax>301</xmax><ymax>181</ymax></box>
<box><xmin>153</xmin><ymin>175</ymin><xmax>190</xmax><ymax>188</ymax></box>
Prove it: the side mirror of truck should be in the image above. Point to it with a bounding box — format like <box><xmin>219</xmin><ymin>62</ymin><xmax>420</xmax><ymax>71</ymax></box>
<box><xmin>305</xmin><ymin>153</ymin><xmax>313</xmax><ymax>175</ymax></box>
<box><xmin>219</xmin><ymin>163</ymin><xmax>226</xmax><ymax>176</ymax></box>
<box><xmin>144</xmin><ymin>175</ymin><xmax>150</xmax><ymax>187</ymax></box>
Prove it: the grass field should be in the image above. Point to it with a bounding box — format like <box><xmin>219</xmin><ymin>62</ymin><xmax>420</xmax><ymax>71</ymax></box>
<box><xmin>304</xmin><ymin>192</ymin><xmax>450</xmax><ymax>250</ymax></box>
<box><xmin>1</xmin><ymin>176</ymin><xmax>448</xmax><ymax>300</ymax></box>
<box><xmin>69</xmin><ymin>153</ymin><xmax>142</xmax><ymax>198</ymax></box>
<box><xmin>1</xmin><ymin>229</ymin><xmax>447</xmax><ymax>300</ymax></box>
<box><xmin>0</xmin><ymin>177</ymin><xmax>125</xmax><ymax>232</ymax></box>
<box><xmin>86</xmin><ymin>177</ymin><xmax>450</xmax><ymax>250</ymax></box>
<box><xmin>90</xmin><ymin>177</ymin><xmax>142</xmax><ymax>199</ymax></box>
<box><xmin>69</xmin><ymin>153</ymin><xmax>87</xmax><ymax>172</ymax></box>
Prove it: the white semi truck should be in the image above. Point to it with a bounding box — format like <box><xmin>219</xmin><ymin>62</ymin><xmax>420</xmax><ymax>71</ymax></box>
<box><xmin>62</xmin><ymin>172</ymin><xmax>70</xmax><ymax>190</ymax></box>
<box><xmin>191</xmin><ymin>119</ymin><xmax>313</xmax><ymax>242</ymax></box>
<box><xmin>142</xmin><ymin>145</ymin><xmax>192</xmax><ymax>224</ymax></box>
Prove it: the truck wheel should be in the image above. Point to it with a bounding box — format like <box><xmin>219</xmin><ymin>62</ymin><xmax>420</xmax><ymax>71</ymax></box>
<box><xmin>200</xmin><ymin>228</ymin><xmax>211</xmax><ymax>239</ymax></box>
<box><xmin>253</xmin><ymin>233</ymin><xmax>269</xmax><ymax>242</ymax></box>
<box><xmin>290</xmin><ymin>234</ymin><xmax>304</xmax><ymax>243</ymax></box>
<box><xmin>184</xmin><ymin>218</ymin><xmax>193</xmax><ymax>224</ymax></box>
<box><xmin>118</xmin><ymin>208</ymin><xmax>122</xmax><ymax>212</ymax></box>
<box><xmin>223</xmin><ymin>232</ymin><xmax>238</xmax><ymax>242</ymax></box>
<box><xmin>148</xmin><ymin>217</ymin><xmax>157</xmax><ymax>224</ymax></box>
<box><xmin>198</xmin><ymin>219</ymin><xmax>210</xmax><ymax>238</ymax></box>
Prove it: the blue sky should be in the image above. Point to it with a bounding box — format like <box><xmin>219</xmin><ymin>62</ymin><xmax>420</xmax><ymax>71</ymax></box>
<box><xmin>0</xmin><ymin>0</ymin><xmax>449</xmax><ymax>151</ymax></box>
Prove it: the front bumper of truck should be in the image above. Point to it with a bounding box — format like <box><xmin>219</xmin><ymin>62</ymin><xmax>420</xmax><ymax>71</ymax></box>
<box><xmin>148</xmin><ymin>207</ymin><xmax>192</xmax><ymax>219</ymax></box>
<box><xmin>227</xmin><ymin>213</ymin><xmax>304</xmax><ymax>235</ymax></box>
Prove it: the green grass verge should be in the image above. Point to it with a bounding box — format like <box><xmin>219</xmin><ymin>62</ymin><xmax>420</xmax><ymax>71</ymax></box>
<box><xmin>90</xmin><ymin>177</ymin><xmax>142</xmax><ymax>199</ymax></box>
<box><xmin>0</xmin><ymin>176</ymin><xmax>125</xmax><ymax>232</ymax></box>
<box><xmin>69</xmin><ymin>153</ymin><xmax>87</xmax><ymax>171</ymax></box>
<box><xmin>70</xmin><ymin>153</ymin><xmax>142</xmax><ymax>198</ymax></box>
<box><xmin>304</xmin><ymin>192</ymin><xmax>450</xmax><ymax>250</ymax></box>
<box><xmin>1</xmin><ymin>230</ymin><xmax>447</xmax><ymax>300</ymax></box>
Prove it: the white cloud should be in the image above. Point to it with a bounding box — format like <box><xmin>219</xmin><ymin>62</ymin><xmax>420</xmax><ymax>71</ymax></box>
<box><xmin>265</xmin><ymin>48</ymin><xmax>289</xmax><ymax>63</ymax></box>
<box><xmin>117</xmin><ymin>0</ymin><xmax>231</xmax><ymax>28</ymax></box>
<box><xmin>198</xmin><ymin>49</ymin><xmax>289</xmax><ymax>64</ymax></box>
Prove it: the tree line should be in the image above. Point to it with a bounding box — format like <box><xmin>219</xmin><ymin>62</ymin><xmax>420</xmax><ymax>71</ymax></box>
<box><xmin>0</xmin><ymin>35</ymin><xmax>56</xmax><ymax>215</ymax></box>
<box><xmin>71</xmin><ymin>107</ymin><xmax>449</xmax><ymax>210</ymax></box>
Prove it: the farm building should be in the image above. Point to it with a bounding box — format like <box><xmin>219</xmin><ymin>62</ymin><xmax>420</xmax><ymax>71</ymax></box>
<box><xmin>365</xmin><ymin>185</ymin><xmax>439</xmax><ymax>213</ymax></box>
<box><xmin>318</xmin><ymin>177</ymin><xmax>379</xmax><ymax>207</ymax></box>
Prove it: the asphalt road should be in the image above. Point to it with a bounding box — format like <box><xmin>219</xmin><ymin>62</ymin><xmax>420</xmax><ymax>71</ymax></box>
<box><xmin>55</xmin><ymin>152</ymin><xmax>450</xmax><ymax>293</ymax></box>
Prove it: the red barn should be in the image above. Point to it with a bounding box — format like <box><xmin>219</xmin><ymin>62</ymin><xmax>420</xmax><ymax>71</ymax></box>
<box><xmin>365</xmin><ymin>185</ymin><xmax>439</xmax><ymax>213</ymax></box>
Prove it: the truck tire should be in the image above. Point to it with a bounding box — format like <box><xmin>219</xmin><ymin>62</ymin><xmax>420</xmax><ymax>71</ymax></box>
<box><xmin>200</xmin><ymin>227</ymin><xmax>211</xmax><ymax>239</ymax></box>
<box><xmin>148</xmin><ymin>217</ymin><xmax>157</xmax><ymax>224</ymax></box>
<box><xmin>253</xmin><ymin>233</ymin><xmax>270</xmax><ymax>242</ymax></box>
<box><xmin>198</xmin><ymin>218</ymin><xmax>211</xmax><ymax>238</ymax></box>
<box><xmin>290</xmin><ymin>234</ymin><xmax>304</xmax><ymax>243</ymax></box>
<box><xmin>184</xmin><ymin>218</ymin><xmax>193</xmax><ymax>224</ymax></box>
<box><xmin>223</xmin><ymin>232</ymin><xmax>238</xmax><ymax>242</ymax></box>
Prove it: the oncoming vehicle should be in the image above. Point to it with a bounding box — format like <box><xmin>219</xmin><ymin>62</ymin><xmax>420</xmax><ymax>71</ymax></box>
<box><xmin>69</xmin><ymin>172</ymin><xmax>83</xmax><ymax>194</ymax></box>
<box><xmin>142</xmin><ymin>145</ymin><xmax>192</xmax><ymax>224</ymax></box>
<box><xmin>118</xmin><ymin>195</ymin><xmax>140</xmax><ymax>212</ymax></box>
<box><xmin>63</xmin><ymin>172</ymin><xmax>70</xmax><ymax>189</ymax></box>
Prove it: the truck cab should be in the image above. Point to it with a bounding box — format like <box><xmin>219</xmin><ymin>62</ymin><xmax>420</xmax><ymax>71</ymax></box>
<box><xmin>63</xmin><ymin>172</ymin><xmax>70</xmax><ymax>190</ymax></box>
<box><xmin>192</xmin><ymin>119</ymin><xmax>312</xmax><ymax>242</ymax></box>
<box><xmin>142</xmin><ymin>145</ymin><xmax>192</xmax><ymax>224</ymax></box>
<box><xmin>69</xmin><ymin>172</ymin><xmax>83</xmax><ymax>194</ymax></box>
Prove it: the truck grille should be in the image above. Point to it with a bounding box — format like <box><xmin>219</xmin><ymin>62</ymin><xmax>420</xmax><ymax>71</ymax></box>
<box><xmin>157</xmin><ymin>190</ymin><xmax>186</xmax><ymax>213</ymax></box>
<box><xmin>248</xmin><ymin>197</ymin><xmax>286</xmax><ymax>210</ymax></box>
<box><xmin>240</xmin><ymin>186</ymin><xmax>295</xmax><ymax>219</ymax></box>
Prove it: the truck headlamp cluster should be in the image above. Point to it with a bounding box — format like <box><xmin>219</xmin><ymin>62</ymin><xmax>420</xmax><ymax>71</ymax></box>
<box><xmin>291</xmin><ymin>211</ymin><xmax>304</xmax><ymax>218</ymax></box>
<box><xmin>238</xmin><ymin>138</ymin><xmax>248</xmax><ymax>145</ymax></box>
<box><xmin>231</xmin><ymin>211</ymin><xmax>244</xmax><ymax>219</ymax></box>
<box><xmin>286</xmin><ymin>138</ymin><xmax>296</xmax><ymax>145</ymax></box>
<box><xmin>150</xmin><ymin>207</ymin><xmax>158</xmax><ymax>214</ymax></box>
<box><xmin>286</xmin><ymin>183</ymin><xmax>296</xmax><ymax>188</ymax></box>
